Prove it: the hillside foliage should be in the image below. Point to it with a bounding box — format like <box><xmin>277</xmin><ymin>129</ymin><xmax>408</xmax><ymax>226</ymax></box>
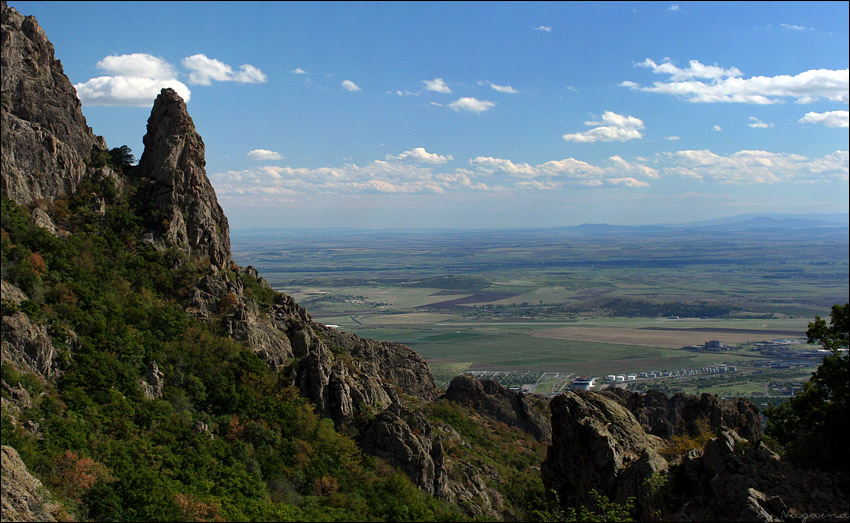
<box><xmin>1</xmin><ymin>184</ymin><xmax>468</xmax><ymax>521</ymax></box>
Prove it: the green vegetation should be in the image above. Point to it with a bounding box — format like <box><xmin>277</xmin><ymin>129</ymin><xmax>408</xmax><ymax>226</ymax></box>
<box><xmin>1</xmin><ymin>191</ymin><xmax>467</xmax><ymax>521</ymax></box>
<box><xmin>764</xmin><ymin>303</ymin><xmax>849</xmax><ymax>472</ymax></box>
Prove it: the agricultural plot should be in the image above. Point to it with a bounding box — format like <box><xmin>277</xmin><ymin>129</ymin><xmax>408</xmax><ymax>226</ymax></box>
<box><xmin>232</xmin><ymin>225</ymin><xmax>848</xmax><ymax>394</ymax></box>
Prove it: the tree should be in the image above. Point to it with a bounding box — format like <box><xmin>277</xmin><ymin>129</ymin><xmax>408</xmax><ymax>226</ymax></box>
<box><xmin>108</xmin><ymin>146</ymin><xmax>135</xmax><ymax>170</ymax></box>
<box><xmin>764</xmin><ymin>303</ymin><xmax>849</xmax><ymax>470</ymax></box>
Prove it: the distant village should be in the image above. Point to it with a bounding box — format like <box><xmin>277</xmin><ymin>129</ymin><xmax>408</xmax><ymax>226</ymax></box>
<box><xmin>468</xmin><ymin>337</ymin><xmax>827</xmax><ymax>398</ymax></box>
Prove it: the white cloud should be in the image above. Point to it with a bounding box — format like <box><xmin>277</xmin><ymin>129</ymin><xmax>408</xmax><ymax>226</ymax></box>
<box><xmin>628</xmin><ymin>59</ymin><xmax>849</xmax><ymax>104</ymax></box>
<box><xmin>798</xmin><ymin>110</ymin><xmax>850</xmax><ymax>128</ymax></box>
<box><xmin>449</xmin><ymin>97</ymin><xmax>495</xmax><ymax>112</ymax></box>
<box><xmin>747</xmin><ymin>117</ymin><xmax>774</xmax><ymax>128</ymax></box>
<box><xmin>636</xmin><ymin>58</ymin><xmax>742</xmax><ymax>81</ymax></box>
<box><xmin>781</xmin><ymin>23</ymin><xmax>813</xmax><ymax>31</ymax></box>
<box><xmin>74</xmin><ymin>75</ymin><xmax>191</xmax><ymax>106</ymax></box>
<box><xmin>661</xmin><ymin>149</ymin><xmax>849</xmax><ymax>184</ymax></box>
<box><xmin>247</xmin><ymin>149</ymin><xmax>283</xmax><ymax>161</ymax></box>
<box><xmin>488</xmin><ymin>82</ymin><xmax>518</xmax><ymax>94</ymax></box>
<box><xmin>534</xmin><ymin>25</ymin><xmax>552</xmax><ymax>32</ymax></box>
<box><xmin>424</xmin><ymin>77</ymin><xmax>451</xmax><ymax>93</ymax></box>
<box><xmin>469</xmin><ymin>154</ymin><xmax>657</xmax><ymax>186</ymax></box>
<box><xmin>713</xmin><ymin>125</ymin><xmax>723</xmax><ymax>132</ymax></box>
<box><xmin>391</xmin><ymin>147</ymin><xmax>453</xmax><ymax>164</ymax></box>
<box><xmin>562</xmin><ymin>111</ymin><xmax>645</xmax><ymax>143</ymax></box>
<box><xmin>181</xmin><ymin>54</ymin><xmax>267</xmax><ymax>85</ymax></box>
<box><xmin>666</xmin><ymin>136</ymin><xmax>681</xmax><ymax>140</ymax></box>
<box><xmin>291</xmin><ymin>68</ymin><xmax>308</xmax><ymax>74</ymax></box>
<box><xmin>669</xmin><ymin>4</ymin><xmax>680</xmax><ymax>11</ymax></box>
<box><xmin>341</xmin><ymin>79</ymin><xmax>362</xmax><ymax>91</ymax></box>
<box><xmin>74</xmin><ymin>53</ymin><xmax>191</xmax><ymax>106</ymax></box>
<box><xmin>96</xmin><ymin>53</ymin><xmax>177</xmax><ymax>79</ymax></box>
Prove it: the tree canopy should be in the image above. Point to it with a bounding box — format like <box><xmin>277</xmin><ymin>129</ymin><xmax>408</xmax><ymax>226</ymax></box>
<box><xmin>765</xmin><ymin>303</ymin><xmax>849</xmax><ymax>471</ymax></box>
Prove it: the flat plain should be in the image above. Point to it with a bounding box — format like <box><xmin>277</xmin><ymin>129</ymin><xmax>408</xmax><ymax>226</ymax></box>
<box><xmin>231</xmin><ymin>222</ymin><xmax>849</xmax><ymax>394</ymax></box>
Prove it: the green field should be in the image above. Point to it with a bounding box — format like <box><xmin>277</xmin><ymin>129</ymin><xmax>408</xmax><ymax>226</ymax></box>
<box><xmin>232</xmin><ymin>226</ymin><xmax>848</xmax><ymax>392</ymax></box>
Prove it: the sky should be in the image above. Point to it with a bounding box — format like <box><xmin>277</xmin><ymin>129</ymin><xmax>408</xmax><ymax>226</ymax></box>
<box><xmin>10</xmin><ymin>1</ymin><xmax>850</xmax><ymax>229</ymax></box>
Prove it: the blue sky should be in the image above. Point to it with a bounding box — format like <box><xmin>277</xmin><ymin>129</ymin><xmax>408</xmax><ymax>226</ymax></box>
<box><xmin>11</xmin><ymin>1</ymin><xmax>849</xmax><ymax>229</ymax></box>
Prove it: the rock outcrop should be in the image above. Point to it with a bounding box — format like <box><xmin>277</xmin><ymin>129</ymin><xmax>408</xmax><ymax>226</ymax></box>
<box><xmin>444</xmin><ymin>374</ymin><xmax>551</xmax><ymax>442</ymax></box>
<box><xmin>1</xmin><ymin>445</ymin><xmax>64</xmax><ymax>522</ymax></box>
<box><xmin>619</xmin><ymin>389</ymin><xmax>762</xmax><ymax>441</ymax></box>
<box><xmin>673</xmin><ymin>430</ymin><xmax>849</xmax><ymax>521</ymax></box>
<box><xmin>1</xmin><ymin>0</ymin><xmax>106</xmax><ymax>206</ymax></box>
<box><xmin>541</xmin><ymin>390</ymin><xmax>668</xmax><ymax>516</ymax></box>
<box><xmin>135</xmin><ymin>88</ymin><xmax>232</xmax><ymax>271</ymax></box>
<box><xmin>544</xmin><ymin>389</ymin><xmax>849</xmax><ymax>521</ymax></box>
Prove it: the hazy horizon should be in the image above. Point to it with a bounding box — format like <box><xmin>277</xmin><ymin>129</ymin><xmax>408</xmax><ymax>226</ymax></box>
<box><xmin>11</xmin><ymin>1</ymin><xmax>850</xmax><ymax>229</ymax></box>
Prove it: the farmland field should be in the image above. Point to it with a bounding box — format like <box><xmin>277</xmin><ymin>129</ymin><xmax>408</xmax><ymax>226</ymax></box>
<box><xmin>232</xmin><ymin>224</ymin><xmax>849</xmax><ymax>393</ymax></box>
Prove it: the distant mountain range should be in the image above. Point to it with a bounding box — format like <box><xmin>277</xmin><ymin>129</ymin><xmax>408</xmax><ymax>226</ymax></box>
<box><xmin>661</xmin><ymin>212</ymin><xmax>849</xmax><ymax>228</ymax></box>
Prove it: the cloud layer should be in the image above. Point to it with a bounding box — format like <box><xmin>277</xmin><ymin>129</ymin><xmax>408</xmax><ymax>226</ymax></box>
<box><xmin>211</xmin><ymin>146</ymin><xmax>848</xmax><ymax>206</ymax></box>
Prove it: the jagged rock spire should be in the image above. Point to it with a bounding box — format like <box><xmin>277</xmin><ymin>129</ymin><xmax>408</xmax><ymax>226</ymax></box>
<box><xmin>0</xmin><ymin>0</ymin><xmax>106</xmax><ymax>205</ymax></box>
<box><xmin>137</xmin><ymin>88</ymin><xmax>232</xmax><ymax>270</ymax></box>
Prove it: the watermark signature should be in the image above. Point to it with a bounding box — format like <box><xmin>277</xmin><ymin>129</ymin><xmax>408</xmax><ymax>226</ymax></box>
<box><xmin>782</xmin><ymin>511</ymin><xmax>849</xmax><ymax>523</ymax></box>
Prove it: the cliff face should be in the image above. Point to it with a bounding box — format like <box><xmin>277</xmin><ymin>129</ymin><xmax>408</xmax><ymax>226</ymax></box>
<box><xmin>0</xmin><ymin>0</ymin><xmax>106</xmax><ymax>206</ymax></box>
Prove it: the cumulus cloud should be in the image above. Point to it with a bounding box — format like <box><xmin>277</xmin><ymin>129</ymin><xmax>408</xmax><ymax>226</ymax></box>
<box><xmin>96</xmin><ymin>53</ymin><xmax>177</xmax><ymax>79</ymax></box>
<box><xmin>449</xmin><ymin>97</ymin><xmax>495</xmax><ymax>112</ymax></box>
<box><xmin>391</xmin><ymin>147</ymin><xmax>453</xmax><ymax>164</ymax></box>
<box><xmin>182</xmin><ymin>54</ymin><xmax>267</xmax><ymax>85</ymax></box>
<box><xmin>666</xmin><ymin>135</ymin><xmax>681</xmax><ymax>140</ymax></box>
<box><xmin>488</xmin><ymin>82</ymin><xmax>519</xmax><ymax>94</ymax></box>
<box><xmin>625</xmin><ymin>58</ymin><xmax>849</xmax><ymax>104</ymax></box>
<box><xmin>534</xmin><ymin>25</ymin><xmax>552</xmax><ymax>32</ymax></box>
<box><xmin>424</xmin><ymin>77</ymin><xmax>451</xmax><ymax>93</ymax></box>
<box><xmin>74</xmin><ymin>77</ymin><xmax>191</xmax><ymax>106</ymax></box>
<box><xmin>341</xmin><ymin>79</ymin><xmax>362</xmax><ymax>91</ymax></box>
<box><xmin>247</xmin><ymin>149</ymin><xmax>283</xmax><ymax>161</ymax></box>
<box><xmin>562</xmin><ymin>111</ymin><xmax>645</xmax><ymax>143</ymax></box>
<box><xmin>669</xmin><ymin>4</ymin><xmax>680</xmax><ymax>11</ymax></box>
<box><xmin>74</xmin><ymin>53</ymin><xmax>191</xmax><ymax>106</ymax></box>
<box><xmin>661</xmin><ymin>149</ymin><xmax>849</xmax><ymax>183</ymax></box>
<box><xmin>75</xmin><ymin>52</ymin><xmax>266</xmax><ymax>106</ymax></box>
<box><xmin>798</xmin><ymin>110</ymin><xmax>849</xmax><ymax>128</ymax></box>
<box><xmin>469</xmin><ymin>154</ymin><xmax>657</xmax><ymax>186</ymax></box>
<box><xmin>713</xmin><ymin>125</ymin><xmax>723</xmax><ymax>132</ymax></box>
<box><xmin>747</xmin><ymin>117</ymin><xmax>774</xmax><ymax>128</ymax></box>
<box><xmin>291</xmin><ymin>68</ymin><xmax>308</xmax><ymax>74</ymax></box>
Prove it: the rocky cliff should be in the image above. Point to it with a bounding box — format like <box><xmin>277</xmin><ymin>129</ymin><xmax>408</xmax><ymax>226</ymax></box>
<box><xmin>543</xmin><ymin>389</ymin><xmax>849</xmax><ymax>521</ymax></box>
<box><xmin>0</xmin><ymin>0</ymin><xmax>105</xmax><ymax>206</ymax></box>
